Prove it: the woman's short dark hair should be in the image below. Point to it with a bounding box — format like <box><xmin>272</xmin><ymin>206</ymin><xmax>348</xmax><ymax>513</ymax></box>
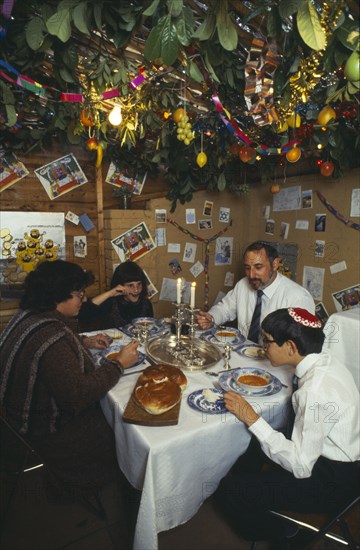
<box><xmin>244</xmin><ymin>241</ymin><xmax>279</xmax><ymax>263</ymax></box>
<box><xmin>111</xmin><ymin>261</ymin><xmax>148</xmax><ymax>299</ymax></box>
<box><xmin>261</xmin><ymin>308</ymin><xmax>325</xmax><ymax>355</ymax></box>
<box><xmin>20</xmin><ymin>260</ymin><xmax>94</xmax><ymax>312</ymax></box>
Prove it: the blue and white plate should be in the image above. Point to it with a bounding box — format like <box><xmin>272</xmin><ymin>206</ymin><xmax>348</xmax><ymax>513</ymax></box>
<box><xmin>236</xmin><ymin>344</ymin><xmax>266</xmax><ymax>360</ymax></box>
<box><xmin>187</xmin><ymin>388</ymin><xmax>227</xmax><ymax>414</ymax></box>
<box><xmin>219</xmin><ymin>368</ymin><xmax>282</xmax><ymax>397</ymax></box>
<box><xmin>200</xmin><ymin>327</ymin><xmax>245</xmax><ymax>348</ymax></box>
<box><xmin>93</xmin><ymin>343</ymin><xmax>145</xmax><ymax>368</ymax></box>
<box><xmin>121</xmin><ymin>317</ymin><xmax>170</xmax><ymax>338</ymax></box>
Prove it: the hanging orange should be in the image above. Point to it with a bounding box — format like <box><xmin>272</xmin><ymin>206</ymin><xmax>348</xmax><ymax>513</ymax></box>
<box><xmin>320</xmin><ymin>161</ymin><xmax>335</xmax><ymax>177</ymax></box>
<box><xmin>80</xmin><ymin>109</ymin><xmax>95</xmax><ymax>127</ymax></box>
<box><xmin>173</xmin><ymin>108</ymin><xmax>186</xmax><ymax>123</ymax></box>
<box><xmin>239</xmin><ymin>146</ymin><xmax>254</xmax><ymax>163</ymax></box>
<box><xmin>286</xmin><ymin>147</ymin><xmax>302</xmax><ymax>163</ymax></box>
<box><xmin>317</xmin><ymin>106</ymin><xmax>336</xmax><ymax>126</ymax></box>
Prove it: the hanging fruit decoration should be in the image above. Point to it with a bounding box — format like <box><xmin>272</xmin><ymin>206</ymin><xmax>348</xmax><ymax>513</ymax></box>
<box><xmin>270</xmin><ymin>183</ymin><xmax>281</xmax><ymax>194</ymax></box>
<box><xmin>239</xmin><ymin>146</ymin><xmax>255</xmax><ymax>163</ymax></box>
<box><xmin>196</xmin><ymin>151</ymin><xmax>207</xmax><ymax>167</ymax></box>
<box><xmin>344</xmin><ymin>46</ymin><xmax>360</xmax><ymax>83</ymax></box>
<box><xmin>286</xmin><ymin>146</ymin><xmax>302</xmax><ymax>163</ymax></box>
<box><xmin>80</xmin><ymin>108</ymin><xmax>95</xmax><ymax>127</ymax></box>
<box><xmin>320</xmin><ymin>161</ymin><xmax>335</xmax><ymax>177</ymax></box>
<box><xmin>174</xmin><ymin>108</ymin><xmax>194</xmax><ymax>146</ymax></box>
<box><xmin>317</xmin><ymin>106</ymin><xmax>336</xmax><ymax>126</ymax></box>
<box><xmin>229</xmin><ymin>143</ymin><xmax>240</xmax><ymax>156</ymax></box>
<box><xmin>286</xmin><ymin>112</ymin><xmax>301</xmax><ymax>128</ymax></box>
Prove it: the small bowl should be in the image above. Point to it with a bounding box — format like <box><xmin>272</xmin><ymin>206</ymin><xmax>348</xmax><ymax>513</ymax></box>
<box><xmin>214</xmin><ymin>329</ymin><xmax>238</xmax><ymax>344</ymax></box>
<box><xmin>236</xmin><ymin>371</ymin><xmax>272</xmax><ymax>391</ymax></box>
<box><xmin>133</xmin><ymin>317</ymin><xmax>156</xmax><ymax>331</ymax></box>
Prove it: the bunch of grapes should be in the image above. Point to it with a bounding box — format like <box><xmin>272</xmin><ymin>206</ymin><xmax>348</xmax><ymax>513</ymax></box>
<box><xmin>176</xmin><ymin>112</ymin><xmax>194</xmax><ymax>145</ymax></box>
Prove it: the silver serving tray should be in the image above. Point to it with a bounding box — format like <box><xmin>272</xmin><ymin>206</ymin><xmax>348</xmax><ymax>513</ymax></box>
<box><xmin>145</xmin><ymin>335</ymin><xmax>222</xmax><ymax>371</ymax></box>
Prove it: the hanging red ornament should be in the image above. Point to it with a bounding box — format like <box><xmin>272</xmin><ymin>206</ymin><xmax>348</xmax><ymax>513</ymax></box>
<box><xmin>229</xmin><ymin>143</ymin><xmax>240</xmax><ymax>156</ymax></box>
<box><xmin>320</xmin><ymin>161</ymin><xmax>335</xmax><ymax>177</ymax></box>
<box><xmin>239</xmin><ymin>146</ymin><xmax>254</xmax><ymax>163</ymax></box>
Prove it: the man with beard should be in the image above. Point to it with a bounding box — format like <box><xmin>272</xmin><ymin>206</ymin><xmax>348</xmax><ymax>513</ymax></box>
<box><xmin>196</xmin><ymin>241</ymin><xmax>315</xmax><ymax>342</ymax></box>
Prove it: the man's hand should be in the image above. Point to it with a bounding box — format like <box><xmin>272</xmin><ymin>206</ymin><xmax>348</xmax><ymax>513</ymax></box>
<box><xmin>83</xmin><ymin>333</ymin><xmax>111</xmax><ymax>350</ymax></box>
<box><xmin>196</xmin><ymin>311</ymin><xmax>214</xmax><ymax>329</ymax></box>
<box><xmin>223</xmin><ymin>391</ymin><xmax>260</xmax><ymax>427</ymax></box>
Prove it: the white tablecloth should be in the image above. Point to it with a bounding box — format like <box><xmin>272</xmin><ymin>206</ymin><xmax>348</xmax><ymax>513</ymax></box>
<box><xmin>95</xmin><ymin>334</ymin><xmax>294</xmax><ymax>550</ymax></box>
<box><xmin>323</xmin><ymin>306</ymin><xmax>360</xmax><ymax>390</ymax></box>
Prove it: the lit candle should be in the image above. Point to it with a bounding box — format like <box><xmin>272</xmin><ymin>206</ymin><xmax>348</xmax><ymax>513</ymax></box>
<box><xmin>190</xmin><ymin>282</ymin><xmax>196</xmax><ymax>308</ymax></box>
<box><xmin>176</xmin><ymin>278</ymin><xmax>182</xmax><ymax>304</ymax></box>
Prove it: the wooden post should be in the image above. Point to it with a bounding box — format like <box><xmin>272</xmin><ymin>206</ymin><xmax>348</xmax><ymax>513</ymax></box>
<box><xmin>95</xmin><ymin>166</ymin><xmax>106</xmax><ymax>293</ymax></box>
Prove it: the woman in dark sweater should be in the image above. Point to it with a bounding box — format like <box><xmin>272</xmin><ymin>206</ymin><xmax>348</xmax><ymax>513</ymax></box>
<box><xmin>78</xmin><ymin>261</ymin><xmax>154</xmax><ymax>330</ymax></box>
<box><xmin>0</xmin><ymin>260</ymin><xmax>138</xmax><ymax>493</ymax></box>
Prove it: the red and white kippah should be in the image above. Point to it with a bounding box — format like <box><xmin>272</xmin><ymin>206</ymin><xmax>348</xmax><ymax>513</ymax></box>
<box><xmin>288</xmin><ymin>308</ymin><xmax>322</xmax><ymax>328</ymax></box>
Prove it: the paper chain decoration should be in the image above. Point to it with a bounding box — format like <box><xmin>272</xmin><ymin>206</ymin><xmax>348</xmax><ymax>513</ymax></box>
<box><xmin>316</xmin><ymin>191</ymin><xmax>360</xmax><ymax>230</ymax></box>
<box><xmin>167</xmin><ymin>218</ymin><xmax>232</xmax><ymax>310</ymax></box>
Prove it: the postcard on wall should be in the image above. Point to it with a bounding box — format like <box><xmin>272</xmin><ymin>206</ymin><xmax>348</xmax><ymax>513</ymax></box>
<box><xmin>350</xmin><ymin>188</ymin><xmax>360</xmax><ymax>217</ymax></box>
<box><xmin>169</xmin><ymin>258</ymin><xmax>182</xmax><ymax>274</ymax></box>
<box><xmin>159</xmin><ymin>277</ymin><xmax>190</xmax><ymax>303</ymax></box>
<box><xmin>183</xmin><ymin>242</ymin><xmax>197</xmax><ymax>263</ymax></box>
<box><xmin>111</xmin><ymin>222</ymin><xmax>156</xmax><ymax>263</ymax></box>
<box><xmin>302</xmin><ymin>190</ymin><xmax>313</xmax><ymax>209</ymax></box>
<box><xmin>198</xmin><ymin>219</ymin><xmax>212</xmax><ymax>230</ymax></box>
<box><xmin>295</xmin><ymin>220</ymin><xmax>309</xmax><ymax>230</ymax></box>
<box><xmin>224</xmin><ymin>271</ymin><xmax>234</xmax><ymax>287</ymax></box>
<box><xmin>265</xmin><ymin>219</ymin><xmax>275</xmax><ymax>235</ymax></box>
<box><xmin>272</xmin><ymin>185</ymin><xmax>302</xmax><ymax>211</ymax></box>
<box><xmin>143</xmin><ymin>269</ymin><xmax>158</xmax><ymax>299</ymax></box>
<box><xmin>0</xmin><ymin>152</ymin><xmax>29</xmax><ymax>193</ymax></box>
<box><xmin>65</xmin><ymin>211</ymin><xmax>79</xmax><ymax>225</ymax></box>
<box><xmin>155</xmin><ymin>209</ymin><xmax>167</xmax><ymax>223</ymax></box>
<box><xmin>74</xmin><ymin>236</ymin><xmax>87</xmax><ymax>258</ymax></box>
<box><xmin>0</xmin><ymin>212</ymin><xmax>65</xmax><ymax>297</ymax></box>
<box><xmin>186</xmin><ymin>208</ymin><xmax>196</xmax><ymax>224</ymax></box>
<box><xmin>332</xmin><ymin>284</ymin><xmax>360</xmax><ymax>311</ymax></box>
<box><xmin>105</xmin><ymin>162</ymin><xmax>147</xmax><ymax>195</ymax></box>
<box><xmin>190</xmin><ymin>260</ymin><xmax>204</xmax><ymax>278</ymax></box>
<box><xmin>203</xmin><ymin>200</ymin><xmax>213</xmax><ymax>216</ymax></box>
<box><xmin>155</xmin><ymin>227</ymin><xmax>166</xmax><ymax>246</ymax></box>
<box><xmin>280</xmin><ymin>222</ymin><xmax>289</xmax><ymax>239</ymax></box>
<box><xmin>34</xmin><ymin>154</ymin><xmax>87</xmax><ymax>200</ymax></box>
<box><xmin>315</xmin><ymin>240</ymin><xmax>325</xmax><ymax>258</ymax></box>
<box><xmin>315</xmin><ymin>214</ymin><xmax>326</xmax><ymax>232</ymax></box>
<box><xmin>219</xmin><ymin>207</ymin><xmax>230</xmax><ymax>223</ymax></box>
<box><xmin>167</xmin><ymin>243</ymin><xmax>180</xmax><ymax>253</ymax></box>
<box><xmin>215</xmin><ymin>237</ymin><xmax>233</xmax><ymax>266</ymax></box>
<box><xmin>262</xmin><ymin>205</ymin><xmax>270</xmax><ymax>219</ymax></box>
<box><xmin>302</xmin><ymin>266</ymin><xmax>325</xmax><ymax>301</ymax></box>
<box><xmin>315</xmin><ymin>302</ymin><xmax>329</xmax><ymax>325</ymax></box>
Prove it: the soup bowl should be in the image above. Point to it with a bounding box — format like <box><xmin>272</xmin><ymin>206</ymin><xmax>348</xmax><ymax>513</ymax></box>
<box><xmin>235</xmin><ymin>369</ymin><xmax>272</xmax><ymax>391</ymax></box>
<box><xmin>214</xmin><ymin>328</ymin><xmax>238</xmax><ymax>344</ymax></box>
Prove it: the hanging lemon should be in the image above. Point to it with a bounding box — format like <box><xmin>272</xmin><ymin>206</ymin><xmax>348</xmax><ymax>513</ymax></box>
<box><xmin>173</xmin><ymin>108</ymin><xmax>186</xmax><ymax>123</ymax></box>
<box><xmin>196</xmin><ymin>152</ymin><xmax>207</xmax><ymax>168</ymax></box>
<box><xmin>317</xmin><ymin>106</ymin><xmax>336</xmax><ymax>126</ymax></box>
<box><xmin>286</xmin><ymin>112</ymin><xmax>301</xmax><ymax>128</ymax></box>
<box><xmin>286</xmin><ymin>146</ymin><xmax>302</xmax><ymax>163</ymax></box>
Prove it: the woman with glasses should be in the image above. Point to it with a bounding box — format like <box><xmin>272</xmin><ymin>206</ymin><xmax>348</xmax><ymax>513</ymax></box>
<box><xmin>78</xmin><ymin>260</ymin><xmax>153</xmax><ymax>330</ymax></box>
<box><xmin>216</xmin><ymin>307</ymin><xmax>359</xmax><ymax>545</ymax></box>
<box><xmin>0</xmin><ymin>260</ymin><xmax>139</xmax><ymax>495</ymax></box>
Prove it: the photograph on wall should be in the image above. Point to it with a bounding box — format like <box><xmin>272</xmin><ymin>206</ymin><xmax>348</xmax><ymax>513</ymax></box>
<box><xmin>219</xmin><ymin>207</ymin><xmax>230</xmax><ymax>223</ymax></box>
<box><xmin>155</xmin><ymin>209</ymin><xmax>167</xmax><ymax>223</ymax></box>
<box><xmin>198</xmin><ymin>219</ymin><xmax>212</xmax><ymax>230</ymax></box>
<box><xmin>143</xmin><ymin>269</ymin><xmax>158</xmax><ymax>299</ymax></box>
<box><xmin>302</xmin><ymin>266</ymin><xmax>325</xmax><ymax>301</ymax></box>
<box><xmin>203</xmin><ymin>200</ymin><xmax>213</xmax><ymax>216</ymax></box>
<box><xmin>332</xmin><ymin>284</ymin><xmax>360</xmax><ymax>312</ymax></box>
<box><xmin>302</xmin><ymin>190</ymin><xmax>313</xmax><ymax>209</ymax></box>
<box><xmin>74</xmin><ymin>236</ymin><xmax>87</xmax><ymax>258</ymax></box>
<box><xmin>0</xmin><ymin>152</ymin><xmax>29</xmax><ymax>193</ymax></box>
<box><xmin>350</xmin><ymin>188</ymin><xmax>360</xmax><ymax>217</ymax></box>
<box><xmin>315</xmin><ymin>302</ymin><xmax>329</xmax><ymax>325</ymax></box>
<box><xmin>105</xmin><ymin>162</ymin><xmax>147</xmax><ymax>195</ymax></box>
<box><xmin>190</xmin><ymin>260</ymin><xmax>204</xmax><ymax>278</ymax></box>
<box><xmin>183</xmin><ymin>242</ymin><xmax>197</xmax><ymax>263</ymax></box>
<box><xmin>169</xmin><ymin>258</ymin><xmax>182</xmax><ymax>274</ymax></box>
<box><xmin>224</xmin><ymin>271</ymin><xmax>234</xmax><ymax>287</ymax></box>
<box><xmin>159</xmin><ymin>277</ymin><xmax>190</xmax><ymax>303</ymax></box>
<box><xmin>280</xmin><ymin>222</ymin><xmax>289</xmax><ymax>239</ymax></box>
<box><xmin>186</xmin><ymin>209</ymin><xmax>196</xmax><ymax>224</ymax></box>
<box><xmin>0</xmin><ymin>212</ymin><xmax>65</xmax><ymax>298</ymax></box>
<box><xmin>34</xmin><ymin>154</ymin><xmax>87</xmax><ymax>200</ymax></box>
<box><xmin>155</xmin><ymin>227</ymin><xmax>166</xmax><ymax>246</ymax></box>
<box><xmin>215</xmin><ymin>237</ymin><xmax>233</xmax><ymax>266</ymax></box>
<box><xmin>111</xmin><ymin>222</ymin><xmax>156</xmax><ymax>263</ymax></box>
<box><xmin>314</xmin><ymin>239</ymin><xmax>325</xmax><ymax>258</ymax></box>
<box><xmin>265</xmin><ymin>219</ymin><xmax>275</xmax><ymax>235</ymax></box>
<box><xmin>315</xmin><ymin>214</ymin><xmax>326</xmax><ymax>232</ymax></box>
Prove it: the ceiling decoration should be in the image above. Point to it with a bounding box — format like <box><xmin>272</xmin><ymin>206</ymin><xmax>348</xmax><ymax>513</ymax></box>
<box><xmin>0</xmin><ymin>0</ymin><xmax>359</xmax><ymax>209</ymax></box>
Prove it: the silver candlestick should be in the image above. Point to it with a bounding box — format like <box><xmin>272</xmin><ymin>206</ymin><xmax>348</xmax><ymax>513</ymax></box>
<box><xmin>223</xmin><ymin>344</ymin><xmax>233</xmax><ymax>370</ymax></box>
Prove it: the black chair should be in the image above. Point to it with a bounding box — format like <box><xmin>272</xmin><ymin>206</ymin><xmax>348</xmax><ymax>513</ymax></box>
<box><xmin>0</xmin><ymin>412</ymin><xmax>109</xmax><ymax>537</ymax></box>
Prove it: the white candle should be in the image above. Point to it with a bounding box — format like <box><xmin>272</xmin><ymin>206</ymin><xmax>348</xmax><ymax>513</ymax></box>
<box><xmin>190</xmin><ymin>282</ymin><xmax>196</xmax><ymax>308</ymax></box>
<box><xmin>176</xmin><ymin>278</ymin><xmax>182</xmax><ymax>304</ymax></box>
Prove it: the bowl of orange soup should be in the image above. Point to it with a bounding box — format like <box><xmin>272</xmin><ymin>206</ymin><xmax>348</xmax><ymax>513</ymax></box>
<box><xmin>214</xmin><ymin>328</ymin><xmax>238</xmax><ymax>344</ymax></box>
<box><xmin>236</xmin><ymin>368</ymin><xmax>272</xmax><ymax>391</ymax></box>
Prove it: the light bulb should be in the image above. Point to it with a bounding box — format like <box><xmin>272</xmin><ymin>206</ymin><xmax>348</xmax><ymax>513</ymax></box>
<box><xmin>108</xmin><ymin>105</ymin><xmax>122</xmax><ymax>126</ymax></box>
